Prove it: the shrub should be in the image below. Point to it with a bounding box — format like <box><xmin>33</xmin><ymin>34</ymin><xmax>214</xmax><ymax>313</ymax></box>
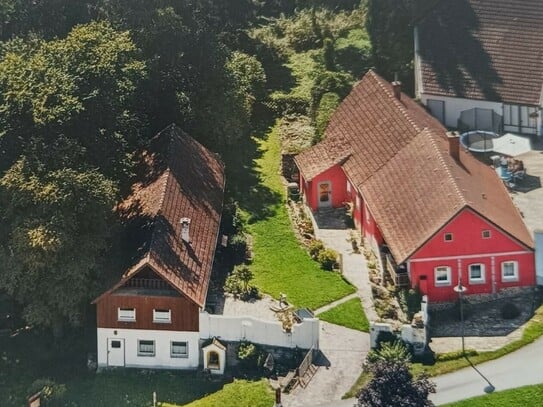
<box><xmin>237</xmin><ymin>341</ymin><xmax>265</xmax><ymax>370</ymax></box>
<box><xmin>224</xmin><ymin>266</ymin><xmax>260</xmax><ymax>301</ymax></box>
<box><xmin>367</xmin><ymin>340</ymin><xmax>411</xmax><ymax>365</ymax></box>
<box><xmin>308</xmin><ymin>239</ymin><xmax>325</xmax><ymax>259</ymax></box>
<box><xmin>315</xmin><ymin>92</ymin><xmax>340</xmax><ymax>142</ymax></box>
<box><xmin>375</xmin><ymin>299</ymin><xmax>398</xmax><ymax>319</ymax></box>
<box><xmin>229</xmin><ymin>233</ymin><xmax>249</xmax><ymax>265</ymax></box>
<box><xmin>268</xmin><ymin>92</ymin><xmax>310</xmax><ymax>116</ymax></box>
<box><xmin>27</xmin><ymin>378</ymin><xmax>66</xmax><ymax>405</ymax></box>
<box><xmin>317</xmin><ymin>248</ymin><xmax>338</xmax><ymax>271</ymax></box>
<box><xmin>374</xmin><ymin>330</ymin><xmax>398</xmax><ymax>350</ymax></box>
<box><xmin>501</xmin><ymin>302</ymin><xmax>521</xmax><ymax>320</ymax></box>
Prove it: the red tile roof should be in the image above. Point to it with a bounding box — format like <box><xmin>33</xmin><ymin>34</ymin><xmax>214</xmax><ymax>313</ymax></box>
<box><xmin>296</xmin><ymin>71</ymin><xmax>533</xmax><ymax>262</ymax></box>
<box><xmin>97</xmin><ymin>124</ymin><xmax>225</xmax><ymax>307</ymax></box>
<box><xmin>417</xmin><ymin>0</ymin><xmax>543</xmax><ymax>105</ymax></box>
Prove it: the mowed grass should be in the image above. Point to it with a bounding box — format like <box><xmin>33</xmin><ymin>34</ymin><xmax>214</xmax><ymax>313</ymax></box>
<box><xmin>319</xmin><ymin>297</ymin><xmax>369</xmax><ymax>332</ymax></box>
<box><xmin>162</xmin><ymin>380</ymin><xmax>274</xmax><ymax>407</ymax></box>
<box><xmin>444</xmin><ymin>384</ymin><xmax>543</xmax><ymax>406</ymax></box>
<box><xmin>245</xmin><ymin>124</ymin><xmax>354</xmax><ymax>309</ymax></box>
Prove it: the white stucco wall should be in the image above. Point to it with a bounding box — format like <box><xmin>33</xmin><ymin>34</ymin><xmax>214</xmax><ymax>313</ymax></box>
<box><xmin>199</xmin><ymin>312</ymin><xmax>320</xmax><ymax>350</ymax></box>
<box><xmin>421</xmin><ymin>94</ymin><xmax>503</xmax><ymax>129</ymax></box>
<box><xmin>97</xmin><ymin>328</ymin><xmax>200</xmax><ymax>369</ymax></box>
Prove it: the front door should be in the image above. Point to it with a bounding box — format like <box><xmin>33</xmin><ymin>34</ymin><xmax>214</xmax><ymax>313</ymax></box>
<box><xmin>107</xmin><ymin>338</ymin><xmax>125</xmax><ymax>367</ymax></box>
<box><xmin>318</xmin><ymin>182</ymin><xmax>332</xmax><ymax>208</ymax></box>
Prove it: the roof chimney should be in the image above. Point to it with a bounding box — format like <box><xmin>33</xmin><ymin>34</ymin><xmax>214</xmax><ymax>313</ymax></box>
<box><xmin>180</xmin><ymin>217</ymin><xmax>191</xmax><ymax>243</ymax></box>
<box><xmin>391</xmin><ymin>81</ymin><xmax>402</xmax><ymax>100</ymax></box>
<box><xmin>446</xmin><ymin>131</ymin><xmax>460</xmax><ymax>161</ymax></box>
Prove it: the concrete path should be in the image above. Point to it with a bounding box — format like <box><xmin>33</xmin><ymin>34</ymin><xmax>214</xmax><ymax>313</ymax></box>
<box><xmin>314</xmin><ymin>293</ymin><xmax>359</xmax><ymax>315</ymax></box>
<box><xmin>282</xmin><ymin>321</ymin><xmax>369</xmax><ymax>407</ymax></box>
<box><xmin>312</xmin><ymin>226</ymin><xmax>379</xmax><ymax>322</ymax></box>
<box><xmin>430</xmin><ymin>336</ymin><xmax>543</xmax><ymax>405</ymax></box>
<box><xmin>311</xmin><ymin>336</ymin><xmax>543</xmax><ymax>407</ymax></box>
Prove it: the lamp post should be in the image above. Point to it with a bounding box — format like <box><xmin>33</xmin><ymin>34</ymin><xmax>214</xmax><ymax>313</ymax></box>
<box><xmin>454</xmin><ymin>281</ymin><xmax>495</xmax><ymax>394</ymax></box>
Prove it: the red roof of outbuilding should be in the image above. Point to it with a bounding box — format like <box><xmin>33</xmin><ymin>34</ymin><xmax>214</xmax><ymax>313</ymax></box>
<box><xmin>296</xmin><ymin>71</ymin><xmax>533</xmax><ymax>263</ymax></box>
<box><xmin>94</xmin><ymin>124</ymin><xmax>225</xmax><ymax>307</ymax></box>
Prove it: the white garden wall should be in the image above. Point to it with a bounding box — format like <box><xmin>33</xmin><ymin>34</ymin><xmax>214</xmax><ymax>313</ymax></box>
<box><xmin>199</xmin><ymin>312</ymin><xmax>319</xmax><ymax>350</ymax></box>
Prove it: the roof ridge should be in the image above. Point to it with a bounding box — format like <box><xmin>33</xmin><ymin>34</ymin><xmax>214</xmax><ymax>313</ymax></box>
<box><xmin>427</xmin><ymin>130</ymin><xmax>467</xmax><ymax>206</ymax></box>
<box><xmin>370</xmin><ymin>71</ymin><xmax>422</xmax><ymax>134</ymax></box>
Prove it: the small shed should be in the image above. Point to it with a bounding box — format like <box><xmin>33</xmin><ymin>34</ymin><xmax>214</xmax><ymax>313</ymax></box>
<box><xmin>202</xmin><ymin>338</ymin><xmax>227</xmax><ymax>375</ymax></box>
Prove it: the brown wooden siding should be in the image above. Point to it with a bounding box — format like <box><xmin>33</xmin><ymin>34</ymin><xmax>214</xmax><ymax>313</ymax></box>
<box><xmin>96</xmin><ymin>293</ymin><xmax>199</xmax><ymax>331</ymax></box>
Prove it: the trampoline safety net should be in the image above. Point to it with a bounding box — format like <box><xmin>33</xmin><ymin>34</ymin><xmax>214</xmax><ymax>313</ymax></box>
<box><xmin>457</xmin><ymin>108</ymin><xmax>503</xmax><ymax>134</ymax></box>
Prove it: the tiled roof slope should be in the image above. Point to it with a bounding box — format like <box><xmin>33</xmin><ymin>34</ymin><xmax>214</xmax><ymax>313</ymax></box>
<box><xmin>296</xmin><ymin>71</ymin><xmax>533</xmax><ymax>263</ymax></box>
<box><xmin>112</xmin><ymin>124</ymin><xmax>225</xmax><ymax>307</ymax></box>
<box><xmin>362</xmin><ymin>128</ymin><xmax>533</xmax><ymax>262</ymax></box>
<box><xmin>296</xmin><ymin>71</ymin><xmax>444</xmax><ymax>185</ymax></box>
<box><xmin>418</xmin><ymin>0</ymin><xmax>543</xmax><ymax>105</ymax></box>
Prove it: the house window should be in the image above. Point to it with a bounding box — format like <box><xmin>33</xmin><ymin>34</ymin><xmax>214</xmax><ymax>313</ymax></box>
<box><xmin>347</xmin><ymin>181</ymin><xmax>351</xmax><ymax>193</ymax></box>
<box><xmin>118</xmin><ymin>307</ymin><xmax>136</xmax><ymax>322</ymax></box>
<box><xmin>171</xmin><ymin>341</ymin><xmax>188</xmax><ymax>358</ymax></box>
<box><xmin>482</xmin><ymin>230</ymin><xmax>491</xmax><ymax>239</ymax></box>
<box><xmin>138</xmin><ymin>340</ymin><xmax>155</xmax><ymax>357</ymax></box>
<box><xmin>502</xmin><ymin>261</ymin><xmax>519</xmax><ymax>282</ymax></box>
<box><xmin>434</xmin><ymin>266</ymin><xmax>451</xmax><ymax>286</ymax></box>
<box><xmin>111</xmin><ymin>340</ymin><xmax>121</xmax><ymax>349</ymax></box>
<box><xmin>444</xmin><ymin>233</ymin><xmax>453</xmax><ymax>242</ymax></box>
<box><xmin>153</xmin><ymin>309</ymin><xmax>171</xmax><ymax>323</ymax></box>
<box><xmin>469</xmin><ymin>264</ymin><xmax>485</xmax><ymax>283</ymax></box>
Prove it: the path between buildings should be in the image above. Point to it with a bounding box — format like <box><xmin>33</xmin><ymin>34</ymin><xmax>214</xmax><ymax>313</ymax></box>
<box><xmin>282</xmin><ymin>321</ymin><xmax>369</xmax><ymax>407</ymax></box>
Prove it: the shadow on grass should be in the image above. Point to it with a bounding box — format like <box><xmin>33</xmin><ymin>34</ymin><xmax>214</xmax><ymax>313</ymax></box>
<box><xmin>222</xmin><ymin>110</ymin><xmax>283</xmax><ymax>224</ymax></box>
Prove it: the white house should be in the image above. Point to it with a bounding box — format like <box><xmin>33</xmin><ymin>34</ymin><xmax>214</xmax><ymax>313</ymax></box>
<box><xmin>414</xmin><ymin>0</ymin><xmax>543</xmax><ymax>136</ymax></box>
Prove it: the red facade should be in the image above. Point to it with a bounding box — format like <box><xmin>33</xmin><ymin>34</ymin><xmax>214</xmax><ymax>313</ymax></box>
<box><xmin>301</xmin><ymin>165</ymin><xmax>347</xmax><ymax>211</ymax></box>
<box><xmin>300</xmin><ymin>172</ymin><xmax>534</xmax><ymax>303</ymax></box>
<box><xmin>409</xmin><ymin>209</ymin><xmax>535</xmax><ymax>302</ymax></box>
<box><xmin>96</xmin><ymin>292</ymin><xmax>200</xmax><ymax>331</ymax></box>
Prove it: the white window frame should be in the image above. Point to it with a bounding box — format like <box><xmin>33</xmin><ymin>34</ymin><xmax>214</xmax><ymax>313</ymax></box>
<box><xmin>138</xmin><ymin>340</ymin><xmax>155</xmax><ymax>357</ymax></box>
<box><xmin>117</xmin><ymin>307</ymin><xmax>136</xmax><ymax>322</ymax></box>
<box><xmin>346</xmin><ymin>181</ymin><xmax>351</xmax><ymax>193</ymax></box>
<box><xmin>482</xmin><ymin>230</ymin><xmax>491</xmax><ymax>239</ymax></box>
<box><xmin>468</xmin><ymin>263</ymin><xmax>485</xmax><ymax>284</ymax></box>
<box><xmin>444</xmin><ymin>233</ymin><xmax>453</xmax><ymax>242</ymax></box>
<box><xmin>501</xmin><ymin>261</ymin><xmax>519</xmax><ymax>282</ymax></box>
<box><xmin>434</xmin><ymin>266</ymin><xmax>452</xmax><ymax>286</ymax></box>
<box><xmin>171</xmin><ymin>341</ymin><xmax>189</xmax><ymax>358</ymax></box>
<box><xmin>153</xmin><ymin>309</ymin><xmax>171</xmax><ymax>324</ymax></box>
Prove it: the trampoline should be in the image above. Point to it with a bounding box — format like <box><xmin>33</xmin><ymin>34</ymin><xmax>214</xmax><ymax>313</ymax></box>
<box><xmin>460</xmin><ymin>130</ymin><xmax>500</xmax><ymax>153</ymax></box>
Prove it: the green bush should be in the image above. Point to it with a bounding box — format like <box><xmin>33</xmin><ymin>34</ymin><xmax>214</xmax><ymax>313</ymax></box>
<box><xmin>310</xmin><ymin>70</ymin><xmax>353</xmax><ymax>111</ymax></box>
<box><xmin>501</xmin><ymin>302</ymin><xmax>521</xmax><ymax>320</ymax></box>
<box><xmin>229</xmin><ymin>233</ymin><xmax>249</xmax><ymax>265</ymax></box>
<box><xmin>27</xmin><ymin>378</ymin><xmax>66</xmax><ymax>406</ymax></box>
<box><xmin>268</xmin><ymin>93</ymin><xmax>310</xmax><ymax>116</ymax></box>
<box><xmin>308</xmin><ymin>239</ymin><xmax>325</xmax><ymax>259</ymax></box>
<box><xmin>367</xmin><ymin>341</ymin><xmax>411</xmax><ymax>365</ymax></box>
<box><xmin>224</xmin><ymin>266</ymin><xmax>260</xmax><ymax>301</ymax></box>
<box><xmin>317</xmin><ymin>248</ymin><xmax>338</xmax><ymax>270</ymax></box>
<box><xmin>237</xmin><ymin>342</ymin><xmax>265</xmax><ymax>370</ymax></box>
<box><xmin>315</xmin><ymin>92</ymin><xmax>340</xmax><ymax>142</ymax></box>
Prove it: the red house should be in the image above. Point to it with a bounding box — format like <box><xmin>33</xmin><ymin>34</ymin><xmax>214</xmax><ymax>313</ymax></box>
<box><xmin>93</xmin><ymin>124</ymin><xmax>225</xmax><ymax>369</ymax></box>
<box><xmin>295</xmin><ymin>71</ymin><xmax>535</xmax><ymax>303</ymax></box>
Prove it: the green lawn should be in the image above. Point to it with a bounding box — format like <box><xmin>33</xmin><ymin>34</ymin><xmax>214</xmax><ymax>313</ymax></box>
<box><xmin>318</xmin><ymin>297</ymin><xmax>369</xmax><ymax>332</ymax></box>
<box><xmin>244</xmin><ymin>123</ymin><xmax>355</xmax><ymax>309</ymax></box>
<box><xmin>162</xmin><ymin>380</ymin><xmax>274</xmax><ymax>407</ymax></box>
<box><xmin>444</xmin><ymin>384</ymin><xmax>543</xmax><ymax>406</ymax></box>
